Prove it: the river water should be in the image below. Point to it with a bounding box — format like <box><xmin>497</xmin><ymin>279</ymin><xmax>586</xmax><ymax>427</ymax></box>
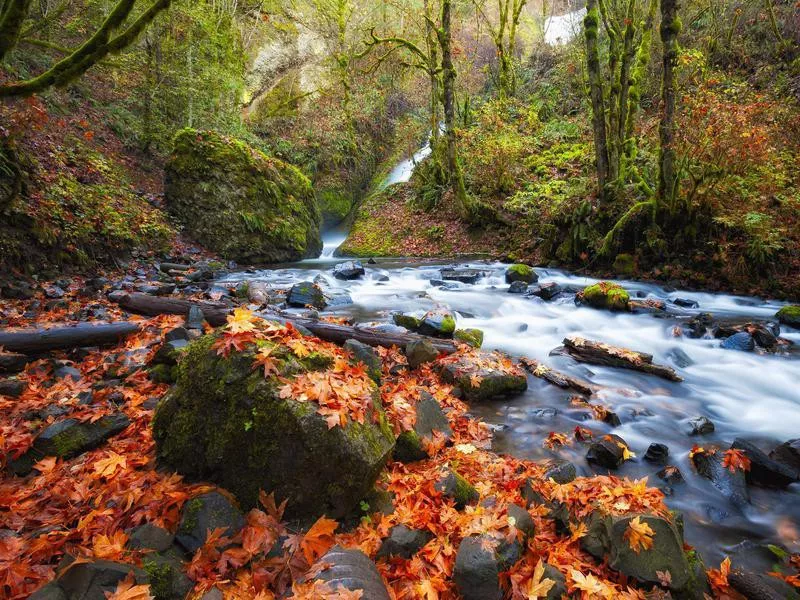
<box><xmin>221</xmin><ymin>257</ymin><xmax>800</xmax><ymax>568</ymax></box>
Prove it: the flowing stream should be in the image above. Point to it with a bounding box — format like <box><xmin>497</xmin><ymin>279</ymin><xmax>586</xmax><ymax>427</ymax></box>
<box><xmin>221</xmin><ymin>258</ymin><xmax>800</xmax><ymax>569</ymax></box>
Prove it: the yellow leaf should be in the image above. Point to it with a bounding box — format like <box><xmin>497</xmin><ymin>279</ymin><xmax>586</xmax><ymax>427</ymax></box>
<box><xmin>526</xmin><ymin>559</ymin><xmax>556</xmax><ymax>599</ymax></box>
<box><xmin>623</xmin><ymin>516</ymin><xmax>655</xmax><ymax>553</ymax></box>
<box><xmin>227</xmin><ymin>307</ymin><xmax>257</xmax><ymax>333</ymax></box>
<box><xmin>94</xmin><ymin>452</ymin><xmax>127</xmax><ymax>478</ymax></box>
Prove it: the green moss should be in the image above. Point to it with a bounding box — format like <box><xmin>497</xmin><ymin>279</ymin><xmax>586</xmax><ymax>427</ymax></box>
<box><xmin>394</xmin><ymin>430</ymin><xmax>428</xmax><ymax>462</ymax></box>
<box><xmin>454</xmin><ymin>328</ymin><xmax>484</xmax><ymax>348</ymax></box>
<box><xmin>51</xmin><ymin>427</ymin><xmax>89</xmax><ymax>458</ymax></box>
<box><xmin>507</xmin><ymin>264</ymin><xmax>533</xmax><ymax>278</ymax></box>
<box><xmin>317</xmin><ymin>187</ymin><xmax>353</xmax><ymax>227</ymax></box>
<box><xmin>149</xmin><ymin>364</ymin><xmax>177</xmax><ymax>384</ymax></box>
<box><xmin>164</xmin><ymin>129</ymin><xmax>322</xmax><ymax>263</ymax></box>
<box><xmin>776</xmin><ymin>305</ymin><xmax>800</xmax><ymax>327</ymax></box>
<box><xmin>612</xmin><ymin>253</ymin><xmax>636</xmax><ymax>276</ymax></box>
<box><xmin>440</xmin><ymin>316</ymin><xmax>456</xmax><ymax>335</ymax></box>
<box><xmin>581</xmin><ymin>282</ymin><xmax>631</xmax><ymax>312</ymax></box>
<box><xmin>393</xmin><ymin>314</ymin><xmax>422</xmax><ymax>331</ymax></box>
<box><xmin>142</xmin><ymin>559</ymin><xmax>173</xmax><ymax>600</ymax></box>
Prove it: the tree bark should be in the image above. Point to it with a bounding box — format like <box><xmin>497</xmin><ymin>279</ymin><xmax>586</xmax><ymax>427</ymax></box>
<box><xmin>584</xmin><ymin>0</ymin><xmax>610</xmax><ymax>196</ymax></box>
<box><xmin>561</xmin><ymin>335</ymin><xmax>682</xmax><ymax>381</ymax></box>
<box><xmin>518</xmin><ymin>356</ymin><xmax>595</xmax><ymax>396</ymax></box>
<box><xmin>0</xmin><ymin>322</ymin><xmax>142</xmax><ymax>354</ymax></box>
<box><xmin>658</xmin><ymin>0</ymin><xmax>680</xmax><ymax>209</ymax></box>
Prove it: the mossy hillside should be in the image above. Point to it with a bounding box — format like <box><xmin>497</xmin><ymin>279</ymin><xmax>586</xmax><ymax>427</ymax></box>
<box><xmin>317</xmin><ymin>185</ymin><xmax>354</xmax><ymax>227</ymax></box>
<box><xmin>164</xmin><ymin>129</ymin><xmax>322</xmax><ymax>263</ymax></box>
<box><xmin>152</xmin><ymin>332</ymin><xmax>395</xmax><ymax>520</ymax></box>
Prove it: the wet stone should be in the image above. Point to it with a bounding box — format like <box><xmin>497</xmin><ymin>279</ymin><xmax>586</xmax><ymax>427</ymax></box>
<box><xmin>508</xmin><ymin>280</ymin><xmax>528</xmax><ymax>294</ymax></box>
<box><xmin>731</xmin><ymin>438</ymin><xmax>799</xmax><ymax>488</ymax></box>
<box><xmin>721</xmin><ymin>332</ymin><xmax>755</xmax><ymax>352</ymax></box>
<box><xmin>453</xmin><ymin>535</ymin><xmax>502</xmax><ymax>600</ymax></box>
<box><xmin>331</xmin><ymin>261</ymin><xmax>365</xmax><ymax>280</ymax></box>
<box><xmin>376</xmin><ymin>525</ymin><xmax>433</xmax><ymax>560</ymax></box>
<box><xmin>586</xmin><ymin>434</ymin><xmax>630</xmax><ymax>470</ymax></box>
<box><xmin>405</xmin><ymin>339</ymin><xmax>439</xmax><ymax>369</ymax></box>
<box><xmin>287</xmin><ymin>282</ymin><xmax>327</xmax><ymax>309</ymax></box>
<box><xmin>544</xmin><ymin>460</ymin><xmax>577</xmax><ymax>484</ymax></box>
<box><xmin>312</xmin><ymin>546</ymin><xmax>390</xmax><ymax>600</ymax></box>
<box><xmin>666</xmin><ymin>347</ymin><xmax>694</xmax><ymax>368</ymax></box>
<box><xmin>440</xmin><ymin>268</ymin><xmax>488</xmax><ymax>284</ymax></box>
<box><xmin>644</xmin><ymin>443</ymin><xmax>670</xmax><ymax>465</ymax></box>
<box><xmin>769</xmin><ymin>438</ymin><xmax>800</xmax><ymax>474</ymax></box>
<box><xmin>691</xmin><ymin>449</ymin><xmax>750</xmax><ymax>508</ymax></box>
<box><xmin>688</xmin><ymin>416</ymin><xmax>715</xmax><ymax>435</ymax></box>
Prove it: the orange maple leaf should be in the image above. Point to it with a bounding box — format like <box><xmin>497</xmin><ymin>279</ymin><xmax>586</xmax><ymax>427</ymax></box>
<box><xmin>623</xmin><ymin>516</ymin><xmax>655</xmax><ymax>553</ymax></box>
<box><xmin>227</xmin><ymin>307</ymin><xmax>258</xmax><ymax>333</ymax></box>
<box><xmin>93</xmin><ymin>530</ymin><xmax>128</xmax><ymax>560</ymax></box>
<box><xmin>253</xmin><ymin>346</ymin><xmax>281</xmax><ymax>378</ymax></box>
<box><xmin>300</xmin><ymin>516</ymin><xmax>338</xmax><ymax>565</ymax></box>
<box><xmin>105</xmin><ymin>573</ymin><xmax>153</xmax><ymax>600</ymax></box>
<box><xmin>94</xmin><ymin>452</ymin><xmax>127</xmax><ymax>478</ymax></box>
<box><xmin>722</xmin><ymin>448</ymin><xmax>751</xmax><ymax>473</ymax></box>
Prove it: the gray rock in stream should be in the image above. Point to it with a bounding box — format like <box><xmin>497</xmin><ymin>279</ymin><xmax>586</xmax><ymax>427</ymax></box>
<box><xmin>721</xmin><ymin>332</ymin><xmax>755</xmax><ymax>352</ymax></box>
<box><xmin>332</xmin><ymin>261</ymin><xmax>365</xmax><ymax>280</ymax></box>
<box><xmin>287</xmin><ymin>281</ymin><xmax>327</xmax><ymax>309</ymax></box>
<box><xmin>691</xmin><ymin>449</ymin><xmax>750</xmax><ymax>508</ymax></box>
<box><xmin>731</xmin><ymin>439</ymin><xmax>799</xmax><ymax>488</ymax></box>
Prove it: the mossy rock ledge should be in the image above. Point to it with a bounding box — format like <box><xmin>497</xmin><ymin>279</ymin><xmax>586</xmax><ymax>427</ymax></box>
<box><xmin>164</xmin><ymin>128</ymin><xmax>322</xmax><ymax>263</ymax></box>
<box><xmin>152</xmin><ymin>333</ymin><xmax>395</xmax><ymax>520</ymax></box>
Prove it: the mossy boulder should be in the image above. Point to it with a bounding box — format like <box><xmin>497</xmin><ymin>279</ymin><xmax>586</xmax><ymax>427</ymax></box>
<box><xmin>164</xmin><ymin>129</ymin><xmax>322</xmax><ymax>263</ymax></box>
<box><xmin>504</xmin><ymin>264</ymin><xmax>537</xmax><ymax>284</ymax></box>
<box><xmin>776</xmin><ymin>305</ymin><xmax>800</xmax><ymax>328</ymax></box>
<box><xmin>152</xmin><ymin>332</ymin><xmax>395</xmax><ymax>520</ymax></box>
<box><xmin>454</xmin><ymin>328</ymin><xmax>484</xmax><ymax>348</ymax></box>
<box><xmin>579</xmin><ymin>282</ymin><xmax>630</xmax><ymax>311</ymax></box>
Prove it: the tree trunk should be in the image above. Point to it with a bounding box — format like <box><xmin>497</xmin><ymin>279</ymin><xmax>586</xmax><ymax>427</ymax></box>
<box><xmin>439</xmin><ymin>0</ymin><xmax>474</xmax><ymax>220</ymax></box>
<box><xmin>0</xmin><ymin>322</ymin><xmax>142</xmax><ymax>354</ymax></box>
<box><xmin>584</xmin><ymin>0</ymin><xmax>610</xmax><ymax>196</ymax></box>
<box><xmin>658</xmin><ymin>0</ymin><xmax>680</xmax><ymax>209</ymax></box>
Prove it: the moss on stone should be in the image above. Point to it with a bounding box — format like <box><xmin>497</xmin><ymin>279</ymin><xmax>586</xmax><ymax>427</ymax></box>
<box><xmin>393</xmin><ymin>314</ymin><xmax>422</xmax><ymax>331</ymax></box>
<box><xmin>454</xmin><ymin>328</ymin><xmax>484</xmax><ymax>348</ymax></box>
<box><xmin>394</xmin><ymin>430</ymin><xmax>428</xmax><ymax>463</ymax></box>
<box><xmin>148</xmin><ymin>364</ymin><xmax>177</xmax><ymax>384</ymax></box>
<box><xmin>164</xmin><ymin>129</ymin><xmax>322</xmax><ymax>263</ymax></box>
<box><xmin>505</xmin><ymin>263</ymin><xmax>536</xmax><ymax>284</ymax></box>
<box><xmin>317</xmin><ymin>187</ymin><xmax>353</xmax><ymax>227</ymax></box>
<box><xmin>152</xmin><ymin>331</ymin><xmax>395</xmax><ymax>519</ymax></box>
<box><xmin>142</xmin><ymin>559</ymin><xmax>173</xmax><ymax>600</ymax></box>
<box><xmin>580</xmin><ymin>282</ymin><xmax>630</xmax><ymax>311</ymax></box>
<box><xmin>776</xmin><ymin>305</ymin><xmax>800</xmax><ymax>327</ymax></box>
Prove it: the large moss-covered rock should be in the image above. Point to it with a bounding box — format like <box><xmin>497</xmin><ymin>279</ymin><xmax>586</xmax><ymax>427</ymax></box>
<box><xmin>776</xmin><ymin>305</ymin><xmax>800</xmax><ymax>328</ymax></box>
<box><xmin>152</xmin><ymin>333</ymin><xmax>394</xmax><ymax>520</ymax></box>
<box><xmin>164</xmin><ymin>129</ymin><xmax>322</xmax><ymax>263</ymax></box>
<box><xmin>579</xmin><ymin>282</ymin><xmax>630</xmax><ymax>311</ymax></box>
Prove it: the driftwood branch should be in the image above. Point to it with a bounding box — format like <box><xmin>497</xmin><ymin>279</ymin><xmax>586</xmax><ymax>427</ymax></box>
<box><xmin>0</xmin><ymin>322</ymin><xmax>142</xmax><ymax>354</ymax></box>
<box><xmin>518</xmin><ymin>356</ymin><xmax>596</xmax><ymax>396</ymax></box>
<box><xmin>561</xmin><ymin>336</ymin><xmax>682</xmax><ymax>382</ymax></box>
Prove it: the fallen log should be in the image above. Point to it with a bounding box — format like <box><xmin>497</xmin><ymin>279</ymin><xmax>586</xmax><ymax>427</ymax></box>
<box><xmin>0</xmin><ymin>322</ymin><xmax>142</xmax><ymax>354</ymax></box>
<box><xmin>518</xmin><ymin>356</ymin><xmax>595</xmax><ymax>396</ymax></box>
<box><xmin>561</xmin><ymin>335</ymin><xmax>682</xmax><ymax>382</ymax></box>
<box><xmin>110</xmin><ymin>291</ymin><xmax>459</xmax><ymax>354</ymax></box>
<box><xmin>109</xmin><ymin>291</ymin><xmax>232</xmax><ymax>327</ymax></box>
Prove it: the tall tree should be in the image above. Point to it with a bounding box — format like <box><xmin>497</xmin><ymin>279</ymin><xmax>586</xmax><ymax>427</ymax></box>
<box><xmin>657</xmin><ymin>0</ymin><xmax>680</xmax><ymax>210</ymax></box>
<box><xmin>0</xmin><ymin>0</ymin><xmax>172</xmax><ymax>97</ymax></box>
<box><xmin>582</xmin><ymin>0</ymin><xmax>657</xmax><ymax>201</ymax></box>
<box><xmin>472</xmin><ymin>0</ymin><xmax>528</xmax><ymax>98</ymax></box>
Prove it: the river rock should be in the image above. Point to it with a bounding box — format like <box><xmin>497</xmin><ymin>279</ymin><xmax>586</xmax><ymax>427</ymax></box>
<box><xmin>29</xmin><ymin>583</ymin><xmax>66</xmax><ymax>600</ymax></box>
<box><xmin>691</xmin><ymin>449</ymin><xmax>750</xmax><ymax>508</ymax></box>
<box><xmin>544</xmin><ymin>460</ymin><xmax>577</xmax><ymax>484</ymax></box>
<box><xmin>586</xmin><ymin>434</ymin><xmax>632</xmax><ymax>470</ymax></box>
<box><xmin>731</xmin><ymin>438</ymin><xmax>799</xmax><ymax>488</ymax></box>
<box><xmin>728</xmin><ymin>569</ymin><xmax>788</xmax><ymax>600</ymax></box>
<box><xmin>666</xmin><ymin>347</ymin><xmax>694</xmax><ymax>368</ymax></box>
<box><xmin>688</xmin><ymin>416</ymin><xmax>715</xmax><ymax>435</ymax></box>
<box><xmin>578</xmin><ymin>282</ymin><xmax>630</xmax><ymax>311</ymax></box>
<box><xmin>56</xmin><ymin>560</ymin><xmax>147</xmax><ymax>600</ymax></box>
<box><xmin>287</xmin><ymin>281</ymin><xmax>327</xmax><ymax>309</ymax></box>
<box><xmin>126</xmin><ymin>523</ymin><xmax>175</xmax><ymax>552</ymax></box>
<box><xmin>685</xmin><ymin>313</ymin><xmax>714</xmax><ymax>338</ymax></box>
<box><xmin>657</xmin><ymin>465</ymin><xmax>684</xmax><ymax>486</ymax></box>
<box><xmin>769</xmin><ymin>438</ymin><xmax>800</xmax><ymax>473</ymax></box>
<box><xmin>440</xmin><ymin>268</ymin><xmax>488</xmax><ymax>284</ymax></box>
<box><xmin>164</xmin><ymin>129</ymin><xmax>321</xmax><ymax>263</ymax></box>
<box><xmin>454</xmin><ymin>328</ymin><xmax>483</xmax><ymax>348</ymax></box>
<box><xmin>508</xmin><ymin>280</ymin><xmax>528</xmax><ymax>293</ymax></box>
<box><xmin>776</xmin><ymin>305</ymin><xmax>800</xmax><ymax>328</ymax></box>
<box><xmin>176</xmin><ymin>491</ymin><xmax>245</xmax><ymax>553</ymax></box>
<box><xmin>376</xmin><ymin>525</ymin><xmax>433</xmax><ymax>559</ymax></box>
<box><xmin>10</xmin><ymin>413</ymin><xmax>131</xmax><ymax>476</ymax></box>
<box><xmin>581</xmin><ymin>512</ymin><xmax>704</xmax><ymax>596</ymax></box>
<box><xmin>312</xmin><ymin>546</ymin><xmax>390</xmax><ymax>600</ymax></box>
<box><xmin>0</xmin><ymin>378</ymin><xmax>26</xmax><ymax>397</ymax></box>
<box><xmin>528</xmin><ymin>282</ymin><xmax>561</xmax><ymax>300</ymax></box>
<box><xmin>435</xmin><ymin>468</ymin><xmax>478</xmax><ymax>508</ymax></box>
<box><xmin>505</xmin><ymin>264</ymin><xmax>537</xmax><ymax>284</ymax></box>
<box><xmin>438</xmin><ymin>353</ymin><xmax>527</xmax><ymax>402</ymax></box>
<box><xmin>672</xmin><ymin>297</ymin><xmax>699</xmax><ymax>308</ymax></box>
<box><xmin>153</xmin><ymin>333</ymin><xmax>394</xmax><ymax>519</ymax></box>
<box><xmin>721</xmin><ymin>332</ymin><xmax>755</xmax><ymax>352</ymax></box>
<box><xmin>644</xmin><ymin>443</ymin><xmax>670</xmax><ymax>465</ymax></box>
<box><xmin>394</xmin><ymin>392</ymin><xmax>452</xmax><ymax>462</ymax></box>
<box><xmin>453</xmin><ymin>535</ymin><xmax>502</xmax><ymax>600</ymax></box>
<box><xmin>405</xmin><ymin>339</ymin><xmax>439</xmax><ymax>368</ymax></box>
<box><xmin>418</xmin><ymin>310</ymin><xmax>456</xmax><ymax>337</ymax></box>
<box><xmin>344</xmin><ymin>339</ymin><xmax>381</xmax><ymax>383</ymax></box>
<box><xmin>332</xmin><ymin>261</ymin><xmax>365</xmax><ymax>280</ymax></box>
<box><xmin>393</xmin><ymin>313</ymin><xmax>422</xmax><ymax>331</ymax></box>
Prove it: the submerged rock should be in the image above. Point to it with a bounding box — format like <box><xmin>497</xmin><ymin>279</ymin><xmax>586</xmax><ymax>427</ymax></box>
<box><xmin>578</xmin><ymin>282</ymin><xmax>630</xmax><ymax>311</ymax></box>
<box><xmin>644</xmin><ymin>443</ymin><xmax>670</xmax><ymax>465</ymax></box>
<box><xmin>153</xmin><ymin>332</ymin><xmax>395</xmax><ymax>519</ymax></box>
<box><xmin>505</xmin><ymin>264</ymin><xmax>537</xmax><ymax>284</ymax></box>
<box><xmin>769</xmin><ymin>438</ymin><xmax>800</xmax><ymax>474</ymax></box>
<box><xmin>688</xmin><ymin>416</ymin><xmax>715</xmax><ymax>436</ymax></box>
<box><xmin>528</xmin><ymin>282</ymin><xmax>562</xmax><ymax>300</ymax></box>
<box><xmin>164</xmin><ymin>129</ymin><xmax>321</xmax><ymax>263</ymax></box>
<box><xmin>440</xmin><ymin>268</ymin><xmax>488</xmax><ymax>284</ymax></box>
<box><xmin>508</xmin><ymin>280</ymin><xmax>528</xmax><ymax>294</ymax></box>
<box><xmin>721</xmin><ymin>332</ymin><xmax>755</xmax><ymax>352</ymax></box>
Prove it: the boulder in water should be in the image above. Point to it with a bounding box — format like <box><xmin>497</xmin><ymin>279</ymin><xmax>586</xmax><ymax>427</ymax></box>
<box><xmin>332</xmin><ymin>261</ymin><xmax>365</xmax><ymax>280</ymax></box>
<box><xmin>578</xmin><ymin>282</ymin><xmax>630</xmax><ymax>311</ymax></box>
<box><xmin>454</xmin><ymin>328</ymin><xmax>484</xmax><ymax>348</ymax></box>
<box><xmin>505</xmin><ymin>264</ymin><xmax>537</xmax><ymax>284</ymax></box>
<box><xmin>153</xmin><ymin>330</ymin><xmax>395</xmax><ymax>519</ymax></box>
<box><xmin>721</xmin><ymin>332</ymin><xmax>755</xmax><ymax>352</ymax></box>
<box><xmin>730</xmin><ymin>439</ymin><xmax>799</xmax><ymax>488</ymax></box>
<box><xmin>690</xmin><ymin>447</ymin><xmax>749</xmax><ymax>508</ymax></box>
<box><xmin>776</xmin><ymin>305</ymin><xmax>800</xmax><ymax>328</ymax></box>
<box><xmin>528</xmin><ymin>282</ymin><xmax>562</xmax><ymax>300</ymax></box>
<box><xmin>287</xmin><ymin>281</ymin><xmax>327</xmax><ymax>309</ymax></box>
<box><xmin>586</xmin><ymin>434</ymin><xmax>633</xmax><ymax>470</ymax></box>
<box><xmin>440</xmin><ymin>268</ymin><xmax>488</xmax><ymax>284</ymax></box>
<box><xmin>164</xmin><ymin>129</ymin><xmax>321</xmax><ymax>263</ymax></box>
<box><xmin>508</xmin><ymin>280</ymin><xmax>528</xmax><ymax>293</ymax></box>
<box><xmin>438</xmin><ymin>351</ymin><xmax>527</xmax><ymax>402</ymax></box>
<box><xmin>418</xmin><ymin>310</ymin><xmax>456</xmax><ymax>337</ymax></box>
<box><xmin>769</xmin><ymin>439</ymin><xmax>800</xmax><ymax>474</ymax></box>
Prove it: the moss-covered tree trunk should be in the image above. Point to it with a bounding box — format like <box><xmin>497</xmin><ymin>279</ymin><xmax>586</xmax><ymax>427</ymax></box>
<box><xmin>584</xmin><ymin>0</ymin><xmax>610</xmax><ymax>196</ymax></box>
<box><xmin>424</xmin><ymin>0</ymin><xmax>441</xmax><ymax>142</ymax></box>
<box><xmin>439</xmin><ymin>0</ymin><xmax>474</xmax><ymax>220</ymax></box>
<box><xmin>658</xmin><ymin>0</ymin><xmax>680</xmax><ymax>209</ymax></box>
